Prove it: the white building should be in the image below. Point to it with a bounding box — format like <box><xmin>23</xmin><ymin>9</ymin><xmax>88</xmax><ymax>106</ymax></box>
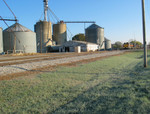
<box><xmin>59</xmin><ymin>40</ymin><xmax>99</xmax><ymax>52</ymax></box>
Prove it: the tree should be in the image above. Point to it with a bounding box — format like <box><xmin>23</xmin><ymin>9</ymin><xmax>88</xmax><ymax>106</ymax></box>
<box><xmin>113</xmin><ymin>41</ymin><xmax>123</xmax><ymax>50</ymax></box>
<box><xmin>130</xmin><ymin>40</ymin><xmax>142</xmax><ymax>48</ymax></box>
<box><xmin>72</xmin><ymin>33</ymin><xmax>85</xmax><ymax>41</ymax></box>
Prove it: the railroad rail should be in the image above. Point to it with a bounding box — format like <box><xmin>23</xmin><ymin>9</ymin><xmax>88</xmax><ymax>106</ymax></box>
<box><xmin>0</xmin><ymin>52</ymin><xmax>102</xmax><ymax>66</ymax></box>
<box><xmin>0</xmin><ymin>50</ymin><xmax>128</xmax><ymax>77</ymax></box>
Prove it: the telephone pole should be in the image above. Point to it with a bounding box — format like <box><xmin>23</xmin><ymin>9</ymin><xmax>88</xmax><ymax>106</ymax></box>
<box><xmin>142</xmin><ymin>0</ymin><xmax>147</xmax><ymax>67</ymax></box>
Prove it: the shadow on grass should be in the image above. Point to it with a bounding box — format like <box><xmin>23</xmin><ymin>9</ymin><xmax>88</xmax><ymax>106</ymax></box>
<box><xmin>5</xmin><ymin>66</ymin><xmax>29</xmax><ymax>71</ymax></box>
<box><xmin>138</xmin><ymin>54</ymin><xmax>150</xmax><ymax>59</ymax></box>
<box><xmin>50</xmin><ymin>60</ymin><xmax>150</xmax><ymax>114</ymax></box>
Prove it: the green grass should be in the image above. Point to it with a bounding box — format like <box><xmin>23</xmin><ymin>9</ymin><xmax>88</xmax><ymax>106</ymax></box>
<box><xmin>0</xmin><ymin>50</ymin><xmax>150</xmax><ymax>113</ymax></box>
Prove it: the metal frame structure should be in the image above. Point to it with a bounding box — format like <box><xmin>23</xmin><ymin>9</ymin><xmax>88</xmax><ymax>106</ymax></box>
<box><xmin>0</xmin><ymin>19</ymin><xmax>17</xmax><ymax>22</ymax></box>
<box><xmin>63</xmin><ymin>21</ymin><xmax>95</xmax><ymax>24</ymax></box>
<box><xmin>0</xmin><ymin>0</ymin><xmax>18</xmax><ymax>53</ymax></box>
<box><xmin>44</xmin><ymin>0</ymin><xmax>49</xmax><ymax>21</ymax></box>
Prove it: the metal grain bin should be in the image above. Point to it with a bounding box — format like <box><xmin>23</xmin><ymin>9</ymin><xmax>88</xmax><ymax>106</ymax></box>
<box><xmin>3</xmin><ymin>23</ymin><xmax>37</xmax><ymax>53</ymax></box>
<box><xmin>0</xmin><ymin>27</ymin><xmax>3</xmax><ymax>53</ymax></box>
<box><xmin>53</xmin><ymin>21</ymin><xmax>67</xmax><ymax>45</ymax></box>
<box><xmin>105</xmin><ymin>38</ymin><xmax>112</xmax><ymax>50</ymax></box>
<box><xmin>34</xmin><ymin>21</ymin><xmax>52</xmax><ymax>53</ymax></box>
<box><xmin>85</xmin><ymin>24</ymin><xmax>105</xmax><ymax>50</ymax></box>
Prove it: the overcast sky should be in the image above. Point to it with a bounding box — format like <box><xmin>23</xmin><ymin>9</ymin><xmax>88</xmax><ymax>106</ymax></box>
<box><xmin>0</xmin><ymin>0</ymin><xmax>150</xmax><ymax>44</ymax></box>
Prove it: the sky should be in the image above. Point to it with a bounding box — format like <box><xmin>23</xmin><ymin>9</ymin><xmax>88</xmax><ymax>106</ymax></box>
<box><xmin>0</xmin><ymin>0</ymin><xmax>150</xmax><ymax>44</ymax></box>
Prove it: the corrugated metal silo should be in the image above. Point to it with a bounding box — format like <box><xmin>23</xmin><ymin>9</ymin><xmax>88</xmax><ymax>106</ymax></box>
<box><xmin>105</xmin><ymin>38</ymin><xmax>112</xmax><ymax>50</ymax></box>
<box><xmin>53</xmin><ymin>21</ymin><xmax>67</xmax><ymax>45</ymax></box>
<box><xmin>3</xmin><ymin>23</ymin><xmax>37</xmax><ymax>53</ymax></box>
<box><xmin>0</xmin><ymin>27</ymin><xmax>3</xmax><ymax>53</ymax></box>
<box><xmin>85</xmin><ymin>24</ymin><xmax>105</xmax><ymax>50</ymax></box>
<box><xmin>34</xmin><ymin>21</ymin><xmax>52</xmax><ymax>53</ymax></box>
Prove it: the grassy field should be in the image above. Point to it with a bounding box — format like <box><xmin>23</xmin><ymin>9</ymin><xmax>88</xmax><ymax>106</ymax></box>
<box><xmin>0</xmin><ymin>50</ymin><xmax>150</xmax><ymax>113</ymax></box>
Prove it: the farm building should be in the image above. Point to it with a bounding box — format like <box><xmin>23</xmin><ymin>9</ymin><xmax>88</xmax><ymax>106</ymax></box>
<box><xmin>48</xmin><ymin>40</ymin><xmax>99</xmax><ymax>52</ymax></box>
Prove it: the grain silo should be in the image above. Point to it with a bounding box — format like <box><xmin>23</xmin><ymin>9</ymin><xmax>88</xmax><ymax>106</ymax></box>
<box><xmin>0</xmin><ymin>27</ymin><xmax>3</xmax><ymax>53</ymax></box>
<box><xmin>53</xmin><ymin>21</ymin><xmax>67</xmax><ymax>45</ymax></box>
<box><xmin>85</xmin><ymin>24</ymin><xmax>105</xmax><ymax>50</ymax></box>
<box><xmin>3</xmin><ymin>23</ymin><xmax>37</xmax><ymax>53</ymax></box>
<box><xmin>105</xmin><ymin>38</ymin><xmax>112</xmax><ymax>50</ymax></box>
<box><xmin>34</xmin><ymin>0</ymin><xmax>53</xmax><ymax>53</ymax></box>
<box><xmin>34</xmin><ymin>21</ymin><xmax>52</xmax><ymax>53</ymax></box>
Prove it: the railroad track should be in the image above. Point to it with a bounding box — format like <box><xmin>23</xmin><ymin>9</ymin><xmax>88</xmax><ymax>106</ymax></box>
<box><xmin>0</xmin><ymin>51</ymin><xmax>127</xmax><ymax>77</ymax></box>
<box><xmin>0</xmin><ymin>52</ymin><xmax>103</xmax><ymax>66</ymax></box>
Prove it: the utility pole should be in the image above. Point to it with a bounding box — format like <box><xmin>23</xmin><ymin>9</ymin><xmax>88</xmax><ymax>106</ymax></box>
<box><xmin>142</xmin><ymin>0</ymin><xmax>147</xmax><ymax>67</ymax></box>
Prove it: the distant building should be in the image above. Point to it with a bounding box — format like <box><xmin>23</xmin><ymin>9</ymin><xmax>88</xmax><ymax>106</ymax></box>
<box><xmin>47</xmin><ymin>40</ymin><xmax>99</xmax><ymax>52</ymax></box>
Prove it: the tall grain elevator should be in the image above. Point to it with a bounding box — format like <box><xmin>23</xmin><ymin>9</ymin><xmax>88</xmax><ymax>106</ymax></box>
<box><xmin>34</xmin><ymin>0</ymin><xmax>53</xmax><ymax>53</ymax></box>
<box><xmin>85</xmin><ymin>24</ymin><xmax>105</xmax><ymax>50</ymax></box>
<box><xmin>35</xmin><ymin>21</ymin><xmax>52</xmax><ymax>53</ymax></box>
<box><xmin>53</xmin><ymin>21</ymin><xmax>67</xmax><ymax>45</ymax></box>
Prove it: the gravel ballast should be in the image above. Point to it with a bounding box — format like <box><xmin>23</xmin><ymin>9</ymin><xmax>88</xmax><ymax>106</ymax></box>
<box><xmin>0</xmin><ymin>51</ymin><xmax>125</xmax><ymax>76</ymax></box>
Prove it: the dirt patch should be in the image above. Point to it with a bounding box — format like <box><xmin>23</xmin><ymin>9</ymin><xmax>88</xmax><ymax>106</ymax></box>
<box><xmin>0</xmin><ymin>53</ymin><xmax>125</xmax><ymax>81</ymax></box>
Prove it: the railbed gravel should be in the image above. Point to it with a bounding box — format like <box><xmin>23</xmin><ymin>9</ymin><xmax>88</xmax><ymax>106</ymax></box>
<box><xmin>0</xmin><ymin>51</ymin><xmax>125</xmax><ymax>76</ymax></box>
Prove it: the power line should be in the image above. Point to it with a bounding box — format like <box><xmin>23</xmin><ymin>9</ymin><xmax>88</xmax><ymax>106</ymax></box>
<box><xmin>48</xmin><ymin>7</ymin><xmax>60</xmax><ymax>22</ymax></box>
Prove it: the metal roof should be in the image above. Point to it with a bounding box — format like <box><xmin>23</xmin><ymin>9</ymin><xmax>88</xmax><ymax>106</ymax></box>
<box><xmin>105</xmin><ymin>37</ymin><xmax>110</xmax><ymax>41</ymax></box>
<box><xmin>86</xmin><ymin>24</ymin><xmax>103</xmax><ymax>29</ymax></box>
<box><xmin>63</xmin><ymin>40</ymin><xmax>99</xmax><ymax>46</ymax></box>
<box><xmin>4</xmin><ymin>23</ymin><xmax>33</xmax><ymax>32</ymax></box>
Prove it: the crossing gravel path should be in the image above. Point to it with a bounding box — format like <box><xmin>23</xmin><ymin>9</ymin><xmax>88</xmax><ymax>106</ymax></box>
<box><xmin>0</xmin><ymin>51</ymin><xmax>126</xmax><ymax>76</ymax></box>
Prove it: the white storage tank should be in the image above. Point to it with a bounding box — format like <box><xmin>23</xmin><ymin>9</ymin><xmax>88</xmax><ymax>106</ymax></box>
<box><xmin>85</xmin><ymin>24</ymin><xmax>105</xmax><ymax>50</ymax></box>
<box><xmin>53</xmin><ymin>21</ymin><xmax>67</xmax><ymax>45</ymax></box>
<box><xmin>0</xmin><ymin>27</ymin><xmax>3</xmax><ymax>53</ymax></box>
<box><xmin>34</xmin><ymin>21</ymin><xmax>52</xmax><ymax>53</ymax></box>
<box><xmin>75</xmin><ymin>46</ymin><xmax>81</xmax><ymax>53</ymax></box>
<box><xmin>3</xmin><ymin>23</ymin><xmax>37</xmax><ymax>53</ymax></box>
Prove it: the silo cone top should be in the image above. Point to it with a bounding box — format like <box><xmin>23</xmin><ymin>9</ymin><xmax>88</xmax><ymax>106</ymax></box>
<box><xmin>4</xmin><ymin>23</ymin><xmax>34</xmax><ymax>32</ymax></box>
<box><xmin>86</xmin><ymin>24</ymin><xmax>104</xmax><ymax>29</ymax></box>
<box><xmin>105</xmin><ymin>37</ymin><xmax>110</xmax><ymax>41</ymax></box>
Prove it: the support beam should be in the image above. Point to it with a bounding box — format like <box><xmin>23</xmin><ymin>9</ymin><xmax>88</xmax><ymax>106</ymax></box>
<box><xmin>0</xmin><ymin>18</ymin><xmax>18</xmax><ymax>22</ymax></box>
<box><xmin>64</xmin><ymin>21</ymin><xmax>96</xmax><ymax>24</ymax></box>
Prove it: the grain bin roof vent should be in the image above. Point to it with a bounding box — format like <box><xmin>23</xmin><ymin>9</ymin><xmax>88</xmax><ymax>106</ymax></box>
<box><xmin>87</xmin><ymin>24</ymin><xmax>103</xmax><ymax>29</ymax></box>
<box><xmin>4</xmin><ymin>23</ymin><xmax>33</xmax><ymax>32</ymax></box>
